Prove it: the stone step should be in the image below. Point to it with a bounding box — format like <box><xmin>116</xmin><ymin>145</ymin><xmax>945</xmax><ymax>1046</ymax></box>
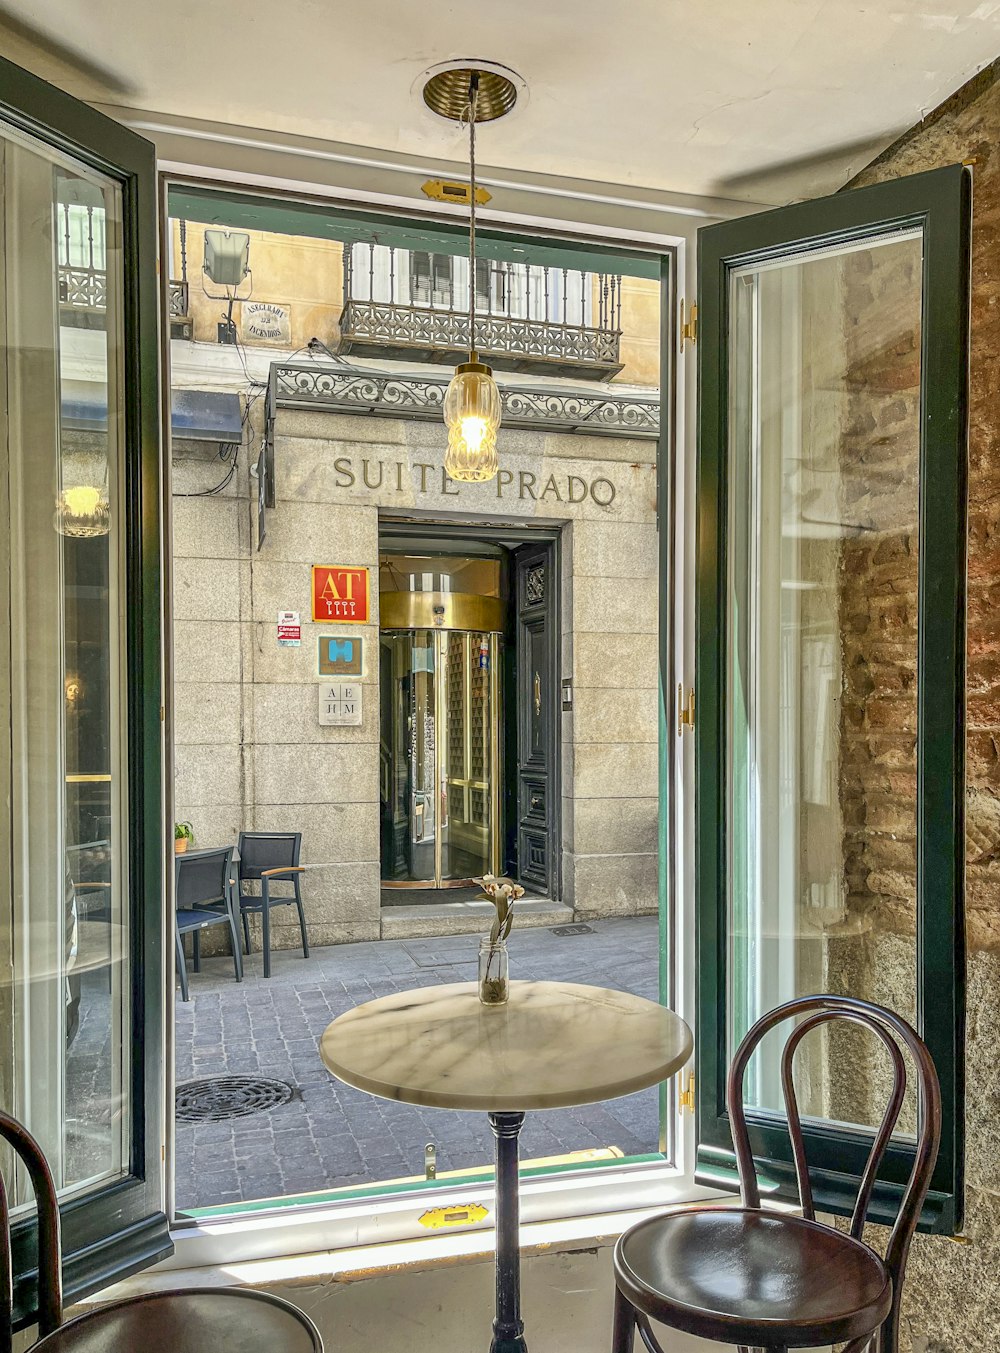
<box><xmin>380</xmin><ymin>897</ymin><xmax>573</xmax><ymax>940</ymax></box>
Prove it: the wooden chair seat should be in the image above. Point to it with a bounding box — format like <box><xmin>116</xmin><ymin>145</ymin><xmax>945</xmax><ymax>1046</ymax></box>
<box><xmin>29</xmin><ymin>1289</ymin><xmax>322</xmax><ymax>1353</ymax></box>
<box><xmin>610</xmin><ymin>997</ymin><xmax>941</xmax><ymax>1353</ymax></box>
<box><xmin>614</xmin><ymin>1208</ymin><xmax>891</xmax><ymax>1348</ymax></box>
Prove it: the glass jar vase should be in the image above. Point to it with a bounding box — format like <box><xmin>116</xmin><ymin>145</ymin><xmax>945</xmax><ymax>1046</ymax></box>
<box><xmin>478</xmin><ymin>937</ymin><xmax>509</xmax><ymax>1006</ymax></box>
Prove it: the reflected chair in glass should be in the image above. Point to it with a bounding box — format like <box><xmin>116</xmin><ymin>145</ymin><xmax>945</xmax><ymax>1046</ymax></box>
<box><xmin>174</xmin><ymin>846</ymin><xmax>243</xmax><ymax>1002</ymax></box>
<box><xmin>611</xmin><ymin>995</ymin><xmax>941</xmax><ymax>1353</ymax></box>
<box><xmin>235</xmin><ymin>831</ymin><xmax>308</xmax><ymax>979</ymax></box>
<box><xmin>66</xmin><ymin>838</ymin><xmax>114</xmax><ymax>1007</ymax></box>
<box><xmin>0</xmin><ymin>1109</ymin><xmax>323</xmax><ymax>1353</ymax></box>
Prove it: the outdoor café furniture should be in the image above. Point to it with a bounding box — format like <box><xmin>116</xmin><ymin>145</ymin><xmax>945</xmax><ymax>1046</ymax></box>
<box><xmin>0</xmin><ymin>1110</ymin><xmax>323</xmax><ymax>1353</ymax></box>
<box><xmin>235</xmin><ymin>831</ymin><xmax>309</xmax><ymax>978</ymax></box>
<box><xmin>611</xmin><ymin>995</ymin><xmax>941</xmax><ymax>1353</ymax></box>
<box><xmin>174</xmin><ymin>845</ymin><xmax>242</xmax><ymax>1002</ymax></box>
<box><xmin>320</xmin><ymin>979</ymin><xmax>692</xmax><ymax>1353</ymax></box>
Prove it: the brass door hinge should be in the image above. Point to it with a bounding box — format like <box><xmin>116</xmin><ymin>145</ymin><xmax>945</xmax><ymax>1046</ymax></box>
<box><xmin>677</xmin><ymin>683</ymin><xmax>695</xmax><ymax>735</ymax></box>
<box><xmin>679</xmin><ymin>299</ymin><xmax>698</xmax><ymax>351</ymax></box>
<box><xmin>679</xmin><ymin>1072</ymin><xmax>695</xmax><ymax>1115</ymax></box>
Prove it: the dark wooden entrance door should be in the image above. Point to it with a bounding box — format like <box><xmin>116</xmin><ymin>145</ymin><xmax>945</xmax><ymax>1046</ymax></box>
<box><xmin>511</xmin><ymin>543</ymin><xmax>558</xmax><ymax>895</ymax></box>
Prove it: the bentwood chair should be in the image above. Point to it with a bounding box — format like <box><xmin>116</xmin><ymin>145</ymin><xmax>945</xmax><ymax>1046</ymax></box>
<box><xmin>174</xmin><ymin>846</ymin><xmax>243</xmax><ymax>1002</ymax></box>
<box><xmin>235</xmin><ymin>831</ymin><xmax>309</xmax><ymax>979</ymax></box>
<box><xmin>0</xmin><ymin>1110</ymin><xmax>323</xmax><ymax>1353</ymax></box>
<box><xmin>612</xmin><ymin>995</ymin><xmax>941</xmax><ymax>1353</ymax></box>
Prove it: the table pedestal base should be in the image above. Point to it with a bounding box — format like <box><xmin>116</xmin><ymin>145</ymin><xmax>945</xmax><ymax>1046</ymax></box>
<box><xmin>489</xmin><ymin>1111</ymin><xmax>528</xmax><ymax>1353</ymax></box>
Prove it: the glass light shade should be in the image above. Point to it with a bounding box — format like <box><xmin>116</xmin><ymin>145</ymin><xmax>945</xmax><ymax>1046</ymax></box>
<box><xmin>443</xmin><ymin>361</ymin><xmax>501</xmax><ymax>482</ymax></box>
<box><xmin>54</xmin><ymin>450</ymin><xmax>110</xmax><ymax>538</ymax></box>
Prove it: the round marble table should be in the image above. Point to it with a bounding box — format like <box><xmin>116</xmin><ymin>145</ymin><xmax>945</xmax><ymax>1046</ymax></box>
<box><xmin>321</xmin><ymin>979</ymin><xmax>693</xmax><ymax>1353</ymax></box>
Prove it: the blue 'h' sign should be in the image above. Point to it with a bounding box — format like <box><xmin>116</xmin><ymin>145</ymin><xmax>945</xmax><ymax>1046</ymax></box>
<box><xmin>327</xmin><ymin>639</ymin><xmax>354</xmax><ymax>664</ymax></box>
<box><xmin>319</xmin><ymin>634</ymin><xmax>363</xmax><ymax>676</ymax></box>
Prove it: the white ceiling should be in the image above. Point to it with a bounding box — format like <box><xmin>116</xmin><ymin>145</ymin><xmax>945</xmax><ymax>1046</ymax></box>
<box><xmin>3</xmin><ymin>0</ymin><xmax>1000</xmax><ymax>204</ymax></box>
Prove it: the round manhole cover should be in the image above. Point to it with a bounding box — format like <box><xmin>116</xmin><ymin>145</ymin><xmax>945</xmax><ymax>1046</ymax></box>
<box><xmin>175</xmin><ymin>1075</ymin><xmax>295</xmax><ymax>1123</ymax></box>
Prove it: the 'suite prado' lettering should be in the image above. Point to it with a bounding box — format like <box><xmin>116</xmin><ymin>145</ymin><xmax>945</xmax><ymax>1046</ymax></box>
<box><xmin>329</xmin><ymin>456</ymin><xmax>617</xmax><ymax>508</ymax></box>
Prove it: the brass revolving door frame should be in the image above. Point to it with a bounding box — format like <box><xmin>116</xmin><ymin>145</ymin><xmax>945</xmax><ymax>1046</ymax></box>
<box><xmin>381</xmin><ymin>589</ymin><xmax>503</xmax><ymax>890</ymax></box>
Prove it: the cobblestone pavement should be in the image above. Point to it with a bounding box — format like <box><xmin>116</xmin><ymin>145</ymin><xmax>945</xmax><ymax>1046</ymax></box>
<box><xmin>173</xmin><ymin>916</ymin><xmax>662</xmax><ymax>1212</ymax></box>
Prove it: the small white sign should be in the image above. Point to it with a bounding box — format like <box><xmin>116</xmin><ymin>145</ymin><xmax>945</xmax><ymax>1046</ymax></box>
<box><xmin>277</xmin><ymin>610</ymin><xmax>301</xmax><ymax>646</ymax></box>
<box><xmin>243</xmin><ymin>300</ymin><xmax>291</xmax><ymax>345</ymax></box>
<box><xmin>318</xmin><ymin>681</ymin><xmax>362</xmax><ymax>727</ymax></box>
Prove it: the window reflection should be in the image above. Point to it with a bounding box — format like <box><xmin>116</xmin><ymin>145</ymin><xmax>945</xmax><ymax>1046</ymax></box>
<box><xmin>0</xmin><ymin>127</ymin><xmax>128</xmax><ymax>1202</ymax></box>
<box><xmin>727</xmin><ymin>231</ymin><xmax>923</xmax><ymax>1136</ymax></box>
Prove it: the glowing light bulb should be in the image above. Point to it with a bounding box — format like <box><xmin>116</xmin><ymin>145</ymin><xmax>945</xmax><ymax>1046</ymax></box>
<box><xmin>63</xmin><ymin>486</ymin><xmax>102</xmax><ymax>516</ymax></box>
<box><xmin>460</xmin><ymin>416</ymin><xmax>487</xmax><ymax>453</ymax></box>
<box><xmin>55</xmin><ymin>483</ymin><xmax>110</xmax><ymax>538</ymax></box>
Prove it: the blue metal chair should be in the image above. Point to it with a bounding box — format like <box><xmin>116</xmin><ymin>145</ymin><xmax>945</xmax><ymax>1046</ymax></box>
<box><xmin>236</xmin><ymin>832</ymin><xmax>308</xmax><ymax>979</ymax></box>
<box><xmin>174</xmin><ymin>846</ymin><xmax>243</xmax><ymax>1002</ymax></box>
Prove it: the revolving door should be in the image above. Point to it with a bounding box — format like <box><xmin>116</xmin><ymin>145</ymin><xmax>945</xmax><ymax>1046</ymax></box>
<box><xmin>379</xmin><ymin>625</ymin><xmax>501</xmax><ymax>888</ymax></box>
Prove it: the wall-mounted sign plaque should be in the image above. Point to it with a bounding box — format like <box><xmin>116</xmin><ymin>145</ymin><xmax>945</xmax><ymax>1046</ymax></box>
<box><xmin>318</xmin><ymin>634</ymin><xmax>363</xmax><ymax>677</ymax></box>
<box><xmin>243</xmin><ymin>300</ymin><xmax>291</xmax><ymax>345</ymax></box>
<box><xmin>318</xmin><ymin>681</ymin><xmax>362</xmax><ymax>727</ymax></box>
<box><xmin>312</xmin><ymin>566</ymin><xmax>369</xmax><ymax>623</ymax></box>
<box><xmin>277</xmin><ymin>610</ymin><xmax>301</xmax><ymax>646</ymax></box>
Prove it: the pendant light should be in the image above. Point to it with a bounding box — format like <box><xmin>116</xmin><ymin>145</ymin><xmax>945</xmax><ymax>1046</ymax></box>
<box><xmin>443</xmin><ymin>73</ymin><xmax>501</xmax><ymax>482</ymax></box>
<box><xmin>54</xmin><ymin>449</ymin><xmax>110</xmax><ymax>538</ymax></box>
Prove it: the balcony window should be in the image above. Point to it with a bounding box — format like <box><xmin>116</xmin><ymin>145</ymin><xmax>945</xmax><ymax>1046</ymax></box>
<box><xmin>342</xmin><ymin>241</ymin><xmax>620</xmax><ymax>378</ymax></box>
<box><xmin>410</xmin><ymin>249</ymin><xmax>453</xmax><ymax>307</ymax></box>
<box><xmin>58</xmin><ymin>198</ymin><xmax>107</xmax><ymax>271</ymax></box>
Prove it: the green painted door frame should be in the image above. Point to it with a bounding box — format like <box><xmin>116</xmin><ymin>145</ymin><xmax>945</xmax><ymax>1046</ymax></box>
<box><xmin>0</xmin><ymin>52</ymin><xmax>169</xmax><ymax>1320</ymax></box>
<box><xmin>694</xmin><ymin>164</ymin><xmax>970</xmax><ymax>1233</ymax></box>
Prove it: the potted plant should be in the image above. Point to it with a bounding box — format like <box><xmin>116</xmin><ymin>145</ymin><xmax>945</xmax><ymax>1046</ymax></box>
<box><xmin>475</xmin><ymin>874</ymin><xmax>524</xmax><ymax>1006</ymax></box>
<box><xmin>174</xmin><ymin>821</ymin><xmax>194</xmax><ymax>855</ymax></box>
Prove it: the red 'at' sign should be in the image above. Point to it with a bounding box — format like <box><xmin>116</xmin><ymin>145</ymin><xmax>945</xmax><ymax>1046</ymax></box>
<box><xmin>312</xmin><ymin>566</ymin><xmax>369</xmax><ymax>623</ymax></box>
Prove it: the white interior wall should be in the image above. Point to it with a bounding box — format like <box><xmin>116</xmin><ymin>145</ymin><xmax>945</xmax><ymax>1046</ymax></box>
<box><xmin>272</xmin><ymin>1246</ymin><xmax>720</xmax><ymax>1353</ymax></box>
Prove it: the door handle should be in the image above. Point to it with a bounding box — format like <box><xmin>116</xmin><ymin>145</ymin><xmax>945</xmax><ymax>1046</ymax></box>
<box><xmin>533</xmin><ymin>672</ymin><xmax>541</xmax><ymax>717</ymax></box>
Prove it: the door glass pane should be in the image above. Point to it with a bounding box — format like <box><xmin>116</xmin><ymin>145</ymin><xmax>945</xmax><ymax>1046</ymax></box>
<box><xmin>727</xmin><ymin>229</ymin><xmax>923</xmax><ymax>1132</ymax></box>
<box><xmin>440</xmin><ymin>631</ymin><xmax>497</xmax><ymax>882</ymax></box>
<box><xmin>0</xmin><ymin>120</ymin><xmax>129</xmax><ymax>1199</ymax></box>
<box><xmin>379</xmin><ymin>631</ymin><xmax>435</xmax><ymax>883</ymax></box>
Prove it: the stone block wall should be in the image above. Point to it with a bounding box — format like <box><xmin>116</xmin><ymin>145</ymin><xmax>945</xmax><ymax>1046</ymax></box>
<box><xmin>172</xmin><ymin>406</ymin><xmax>659</xmax><ymax>949</ymax></box>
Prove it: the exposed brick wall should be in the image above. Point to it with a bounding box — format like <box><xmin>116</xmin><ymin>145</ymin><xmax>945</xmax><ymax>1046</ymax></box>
<box><xmin>838</xmin><ymin>244</ymin><xmax>922</xmax><ymax>946</ymax></box>
<box><xmin>846</xmin><ymin>64</ymin><xmax>1000</xmax><ymax>1353</ymax></box>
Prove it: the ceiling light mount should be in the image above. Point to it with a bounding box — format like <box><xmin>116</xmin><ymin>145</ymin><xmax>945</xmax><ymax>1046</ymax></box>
<box><xmin>434</xmin><ymin>67</ymin><xmax>506</xmax><ymax>482</ymax></box>
<box><xmin>422</xmin><ymin>64</ymin><xmax>518</xmax><ymax>123</ymax></box>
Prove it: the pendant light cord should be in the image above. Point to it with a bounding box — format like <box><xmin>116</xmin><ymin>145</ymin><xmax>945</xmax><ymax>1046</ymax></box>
<box><xmin>467</xmin><ymin>73</ymin><xmax>479</xmax><ymax>363</ymax></box>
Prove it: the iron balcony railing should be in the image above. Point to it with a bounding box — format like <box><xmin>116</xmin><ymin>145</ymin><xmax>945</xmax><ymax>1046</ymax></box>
<box><xmin>58</xmin><ymin>265</ymin><xmax>107</xmax><ymax>312</ymax></box>
<box><xmin>339</xmin><ymin>243</ymin><xmax>624</xmax><ymax>380</ymax></box>
<box><xmin>57</xmin><ymin>266</ymin><xmax>191</xmax><ymax>334</ymax></box>
<box><xmin>169</xmin><ymin>279</ymin><xmax>190</xmax><ymax>319</ymax></box>
<box><xmin>267</xmin><ymin>361</ymin><xmax>658</xmax><ymax>440</ymax></box>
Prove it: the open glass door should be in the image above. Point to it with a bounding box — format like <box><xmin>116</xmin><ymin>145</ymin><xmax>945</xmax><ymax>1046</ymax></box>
<box><xmin>0</xmin><ymin>54</ymin><xmax>165</xmax><ymax>1318</ymax></box>
<box><xmin>695</xmin><ymin>165</ymin><xmax>969</xmax><ymax>1229</ymax></box>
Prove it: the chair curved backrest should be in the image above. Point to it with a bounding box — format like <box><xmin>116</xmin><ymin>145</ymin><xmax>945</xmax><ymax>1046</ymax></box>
<box><xmin>237</xmin><ymin>832</ymin><xmax>301</xmax><ymax>881</ymax></box>
<box><xmin>726</xmin><ymin>994</ymin><xmax>941</xmax><ymax>1353</ymax></box>
<box><xmin>175</xmin><ymin>846</ymin><xmax>234</xmax><ymax>910</ymax></box>
<box><xmin>0</xmin><ymin>1111</ymin><xmax>62</xmax><ymax>1353</ymax></box>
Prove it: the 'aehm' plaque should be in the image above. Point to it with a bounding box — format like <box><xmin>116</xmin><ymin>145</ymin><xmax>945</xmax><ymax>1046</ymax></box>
<box><xmin>318</xmin><ymin>682</ymin><xmax>362</xmax><ymax>727</ymax></box>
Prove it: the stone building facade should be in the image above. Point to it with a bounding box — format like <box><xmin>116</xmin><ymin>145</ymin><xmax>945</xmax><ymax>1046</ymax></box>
<box><xmin>172</xmin><ymin>404</ymin><xmax>660</xmax><ymax>949</ymax></box>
